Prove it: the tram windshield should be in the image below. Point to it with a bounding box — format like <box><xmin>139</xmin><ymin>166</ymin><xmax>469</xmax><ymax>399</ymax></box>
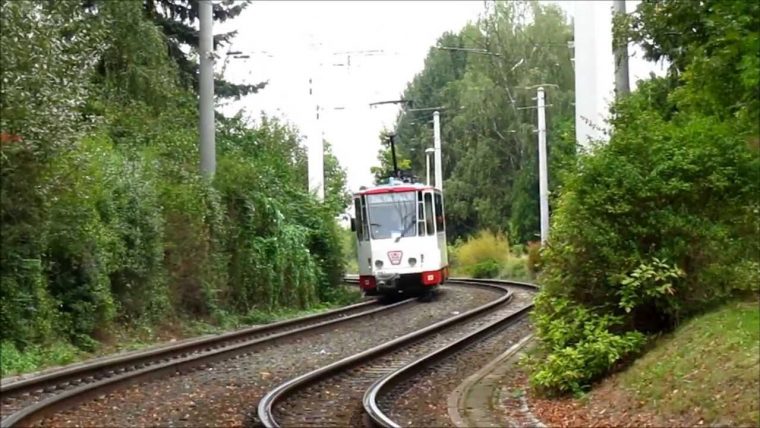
<box><xmin>366</xmin><ymin>191</ymin><xmax>417</xmax><ymax>240</ymax></box>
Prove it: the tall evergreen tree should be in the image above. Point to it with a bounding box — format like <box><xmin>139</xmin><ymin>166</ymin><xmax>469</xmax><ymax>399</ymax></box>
<box><xmin>142</xmin><ymin>0</ymin><xmax>267</xmax><ymax>99</ymax></box>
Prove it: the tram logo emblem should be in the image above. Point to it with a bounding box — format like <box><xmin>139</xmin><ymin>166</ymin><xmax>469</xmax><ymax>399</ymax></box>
<box><xmin>387</xmin><ymin>251</ymin><xmax>403</xmax><ymax>265</ymax></box>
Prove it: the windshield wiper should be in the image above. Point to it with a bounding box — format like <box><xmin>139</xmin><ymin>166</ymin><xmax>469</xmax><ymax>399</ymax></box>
<box><xmin>395</xmin><ymin>219</ymin><xmax>416</xmax><ymax>242</ymax></box>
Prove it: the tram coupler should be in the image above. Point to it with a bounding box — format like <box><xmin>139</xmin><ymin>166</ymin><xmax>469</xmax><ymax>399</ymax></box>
<box><xmin>375</xmin><ymin>272</ymin><xmax>400</xmax><ymax>293</ymax></box>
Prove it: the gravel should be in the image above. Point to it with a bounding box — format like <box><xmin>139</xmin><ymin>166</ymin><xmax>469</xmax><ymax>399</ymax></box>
<box><xmin>272</xmin><ymin>287</ymin><xmax>535</xmax><ymax>427</ymax></box>
<box><xmin>380</xmin><ymin>316</ymin><xmax>534</xmax><ymax>427</ymax></box>
<box><xmin>33</xmin><ymin>284</ymin><xmax>501</xmax><ymax>427</ymax></box>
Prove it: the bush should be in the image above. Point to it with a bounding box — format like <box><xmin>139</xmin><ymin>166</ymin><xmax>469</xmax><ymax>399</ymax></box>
<box><xmin>0</xmin><ymin>1</ymin><xmax>352</xmax><ymax>373</ymax></box>
<box><xmin>453</xmin><ymin>230</ymin><xmax>510</xmax><ymax>269</ymax></box>
<box><xmin>530</xmin><ymin>108</ymin><xmax>759</xmax><ymax>395</ymax></box>
<box><xmin>0</xmin><ymin>340</ymin><xmax>82</xmax><ymax>378</ymax></box>
<box><xmin>526</xmin><ymin>294</ymin><xmax>646</xmax><ymax>395</ymax></box>
<box><xmin>469</xmin><ymin>259</ymin><xmax>502</xmax><ymax>278</ymax></box>
<box><xmin>500</xmin><ymin>257</ymin><xmax>529</xmax><ymax>280</ymax></box>
<box><xmin>340</xmin><ymin>228</ymin><xmax>359</xmax><ymax>274</ymax></box>
<box><xmin>526</xmin><ymin>241</ymin><xmax>542</xmax><ymax>278</ymax></box>
<box><xmin>511</xmin><ymin>243</ymin><xmax>526</xmax><ymax>257</ymax></box>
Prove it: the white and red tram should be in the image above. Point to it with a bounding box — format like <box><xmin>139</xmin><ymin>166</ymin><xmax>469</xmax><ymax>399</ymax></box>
<box><xmin>351</xmin><ymin>178</ymin><xmax>449</xmax><ymax>299</ymax></box>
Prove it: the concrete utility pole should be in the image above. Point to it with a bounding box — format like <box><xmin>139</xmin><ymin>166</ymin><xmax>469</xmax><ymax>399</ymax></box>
<box><xmin>433</xmin><ymin>111</ymin><xmax>442</xmax><ymax>192</ymax></box>
<box><xmin>425</xmin><ymin>148</ymin><xmax>435</xmax><ymax>186</ymax></box>
<box><xmin>307</xmin><ymin>75</ymin><xmax>325</xmax><ymax>202</ymax></box>
<box><xmin>612</xmin><ymin>0</ymin><xmax>630</xmax><ymax>98</ymax></box>
<box><xmin>536</xmin><ymin>87</ymin><xmax>549</xmax><ymax>245</ymax></box>
<box><xmin>198</xmin><ymin>0</ymin><xmax>215</xmax><ymax>177</ymax></box>
<box><xmin>306</xmin><ymin>35</ymin><xmax>325</xmax><ymax>202</ymax></box>
<box><xmin>573</xmin><ymin>1</ymin><xmax>614</xmax><ymax>148</ymax></box>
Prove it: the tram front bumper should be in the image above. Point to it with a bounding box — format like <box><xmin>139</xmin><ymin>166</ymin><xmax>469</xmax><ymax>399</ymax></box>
<box><xmin>375</xmin><ymin>272</ymin><xmax>401</xmax><ymax>292</ymax></box>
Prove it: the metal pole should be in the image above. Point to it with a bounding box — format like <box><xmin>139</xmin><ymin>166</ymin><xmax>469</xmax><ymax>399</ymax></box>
<box><xmin>612</xmin><ymin>0</ymin><xmax>630</xmax><ymax>98</ymax></box>
<box><xmin>433</xmin><ymin>111</ymin><xmax>442</xmax><ymax>191</ymax></box>
<box><xmin>426</xmin><ymin>152</ymin><xmax>431</xmax><ymax>186</ymax></box>
<box><xmin>199</xmin><ymin>0</ymin><xmax>215</xmax><ymax>176</ymax></box>
<box><xmin>389</xmin><ymin>134</ymin><xmax>399</xmax><ymax>177</ymax></box>
<box><xmin>537</xmin><ymin>87</ymin><xmax>549</xmax><ymax>245</ymax></box>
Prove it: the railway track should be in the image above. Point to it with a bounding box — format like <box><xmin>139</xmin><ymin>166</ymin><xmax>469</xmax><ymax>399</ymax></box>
<box><xmin>364</xmin><ymin>280</ymin><xmax>536</xmax><ymax>427</ymax></box>
<box><xmin>257</xmin><ymin>278</ymin><xmax>536</xmax><ymax>428</ymax></box>
<box><xmin>0</xmin><ymin>280</ymin><xmax>414</xmax><ymax>428</ymax></box>
<box><xmin>1</xmin><ymin>279</ymin><xmax>526</xmax><ymax>427</ymax></box>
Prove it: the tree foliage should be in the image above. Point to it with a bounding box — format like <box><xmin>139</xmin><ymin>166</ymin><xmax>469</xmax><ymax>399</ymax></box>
<box><xmin>529</xmin><ymin>0</ymin><xmax>760</xmax><ymax>395</ymax></box>
<box><xmin>375</xmin><ymin>1</ymin><xmax>576</xmax><ymax>243</ymax></box>
<box><xmin>323</xmin><ymin>141</ymin><xmax>352</xmax><ymax>216</ymax></box>
<box><xmin>370</xmin><ymin>129</ymin><xmax>413</xmax><ymax>184</ymax></box>
<box><xmin>0</xmin><ymin>0</ymin><xmax>349</xmax><ymax>362</ymax></box>
<box><xmin>141</xmin><ymin>0</ymin><xmax>267</xmax><ymax>99</ymax></box>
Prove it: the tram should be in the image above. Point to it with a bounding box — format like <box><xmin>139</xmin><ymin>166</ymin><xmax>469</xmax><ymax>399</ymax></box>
<box><xmin>351</xmin><ymin>173</ymin><xmax>449</xmax><ymax>300</ymax></box>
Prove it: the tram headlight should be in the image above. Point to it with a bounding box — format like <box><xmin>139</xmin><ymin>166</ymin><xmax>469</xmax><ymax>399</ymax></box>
<box><xmin>375</xmin><ymin>260</ymin><xmax>384</xmax><ymax>269</ymax></box>
<box><xmin>408</xmin><ymin>257</ymin><xmax>417</xmax><ymax>267</ymax></box>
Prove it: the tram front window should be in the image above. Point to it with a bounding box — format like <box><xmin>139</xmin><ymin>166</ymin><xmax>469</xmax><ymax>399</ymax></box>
<box><xmin>366</xmin><ymin>192</ymin><xmax>417</xmax><ymax>240</ymax></box>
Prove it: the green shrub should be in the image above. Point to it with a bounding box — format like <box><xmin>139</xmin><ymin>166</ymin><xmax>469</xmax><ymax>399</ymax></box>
<box><xmin>340</xmin><ymin>228</ymin><xmax>359</xmax><ymax>274</ymax></box>
<box><xmin>500</xmin><ymin>257</ymin><xmax>529</xmax><ymax>280</ymax></box>
<box><xmin>0</xmin><ymin>259</ymin><xmax>57</xmax><ymax>345</ymax></box>
<box><xmin>511</xmin><ymin>243</ymin><xmax>526</xmax><ymax>256</ymax></box>
<box><xmin>452</xmin><ymin>230</ymin><xmax>510</xmax><ymax>271</ymax></box>
<box><xmin>0</xmin><ymin>340</ymin><xmax>82</xmax><ymax>378</ymax></box>
<box><xmin>526</xmin><ymin>241</ymin><xmax>542</xmax><ymax>278</ymax></box>
<box><xmin>319</xmin><ymin>284</ymin><xmax>363</xmax><ymax>307</ymax></box>
<box><xmin>0</xmin><ymin>0</ymin><xmax>350</xmax><ymax>373</ymax></box>
<box><xmin>526</xmin><ymin>294</ymin><xmax>646</xmax><ymax>395</ymax></box>
<box><xmin>469</xmin><ymin>259</ymin><xmax>502</xmax><ymax>278</ymax></box>
<box><xmin>531</xmin><ymin>108</ymin><xmax>759</xmax><ymax>395</ymax></box>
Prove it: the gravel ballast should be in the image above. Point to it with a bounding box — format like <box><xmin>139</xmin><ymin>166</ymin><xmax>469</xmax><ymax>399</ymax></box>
<box><xmin>380</xmin><ymin>316</ymin><xmax>534</xmax><ymax>427</ymax></box>
<box><xmin>34</xmin><ymin>284</ymin><xmax>501</xmax><ymax>427</ymax></box>
<box><xmin>272</xmin><ymin>287</ymin><xmax>535</xmax><ymax>427</ymax></box>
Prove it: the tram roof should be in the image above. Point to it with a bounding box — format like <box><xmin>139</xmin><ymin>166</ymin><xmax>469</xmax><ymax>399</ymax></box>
<box><xmin>354</xmin><ymin>182</ymin><xmax>437</xmax><ymax>196</ymax></box>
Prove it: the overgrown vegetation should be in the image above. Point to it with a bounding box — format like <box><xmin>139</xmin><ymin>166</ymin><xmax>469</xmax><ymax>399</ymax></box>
<box><xmin>527</xmin><ymin>0</ymin><xmax>760</xmax><ymax>395</ymax></box>
<box><xmin>1</xmin><ymin>0</ymin><xmax>352</xmax><ymax>377</ymax></box>
<box><xmin>340</xmin><ymin>228</ymin><xmax>359</xmax><ymax>274</ymax></box>
<box><xmin>449</xmin><ymin>231</ymin><xmax>531</xmax><ymax>281</ymax></box>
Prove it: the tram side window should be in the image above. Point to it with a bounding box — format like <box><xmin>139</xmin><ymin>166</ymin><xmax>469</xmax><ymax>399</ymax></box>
<box><xmin>354</xmin><ymin>198</ymin><xmax>364</xmax><ymax>241</ymax></box>
<box><xmin>418</xmin><ymin>192</ymin><xmax>426</xmax><ymax>236</ymax></box>
<box><xmin>434</xmin><ymin>193</ymin><xmax>445</xmax><ymax>232</ymax></box>
<box><xmin>360</xmin><ymin>196</ymin><xmax>370</xmax><ymax>241</ymax></box>
<box><xmin>424</xmin><ymin>193</ymin><xmax>434</xmax><ymax>236</ymax></box>
<box><xmin>354</xmin><ymin>197</ymin><xmax>369</xmax><ymax>241</ymax></box>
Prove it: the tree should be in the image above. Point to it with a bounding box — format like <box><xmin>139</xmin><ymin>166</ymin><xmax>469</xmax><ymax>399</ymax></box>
<box><xmin>323</xmin><ymin>141</ymin><xmax>351</xmax><ymax>216</ymax></box>
<box><xmin>528</xmin><ymin>0</ymin><xmax>760</xmax><ymax>395</ymax></box>
<box><xmin>142</xmin><ymin>0</ymin><xmax>267</xmax><ymax>99</ymax></box>
<box><xmin>380</xmin><ymin>1</ymin><xmax>576</xmax><ymax>242</ymax></box>
<box><xmin>620</xmin><ymin>0</ymin><xmax>759</xmax><ymax>136</ymax></box>
<box><xmin>370</xmin><ymin>130</ymin><xmax>412</xmax><ymax>184</ymax></box>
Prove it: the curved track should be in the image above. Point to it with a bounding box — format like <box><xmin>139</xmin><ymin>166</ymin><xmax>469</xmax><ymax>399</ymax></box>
<box><xmin>0</xmin><ymin>280</ymin><xmax>412</xmax><ymax>428</ymax></box>
<box><xmin>363</xmin><ymin>279</ymin><xmax>537</xmax><ymax>427</ymax></box>
<box><xmin>257</xmin><ymin>279</ymin><xmax>533</xmax><ymax>428</ymax></box>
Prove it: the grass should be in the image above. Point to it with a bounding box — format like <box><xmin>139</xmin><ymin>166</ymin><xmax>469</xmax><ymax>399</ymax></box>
<box><xmin>0</xmin><ymin>341</ymin><xmax>84</xmax><ymax>378</ymax></box>
<box><xmin>618</xmin><ymin>299</ymin><xmax>759</xmax><ymax>426</ymax></box>
<box><xmin>0</xmin><ymin>286</ymin><xmax>363</xmax><ymax>379</ymax></box>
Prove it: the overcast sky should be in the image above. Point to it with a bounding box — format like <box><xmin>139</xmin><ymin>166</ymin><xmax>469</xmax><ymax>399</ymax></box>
<box><xmin>216</xmin><ymin>1</ymin><xmax>663</xmax><ymax>193</ymax></box>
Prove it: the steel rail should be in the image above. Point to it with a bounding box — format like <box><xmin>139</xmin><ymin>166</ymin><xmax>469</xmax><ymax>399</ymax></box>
<box><xmin>256</xmin><ymin>279</ymin><xmax>515</xmax><ymax>428</ymax></box>
<box><xmin>0</xmin><ymin>280</ymin><xmax>416</xmax><ymax>428</ymax></box>
<box><xmin>2</xmin><ymin>284</ymin><xmax>368</xmax><ymax>396</ymax></box>
<box><xmin>363</xmin><ymin>280</ymin><xmax>538</xmax><ymax>427</ymax></box>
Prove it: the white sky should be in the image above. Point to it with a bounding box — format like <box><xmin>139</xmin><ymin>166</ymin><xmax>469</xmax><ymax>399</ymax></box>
<box><xmin>216</xmin><ymin>1</ymin><xmax>663</xmax><ymax>193</ymax></box>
